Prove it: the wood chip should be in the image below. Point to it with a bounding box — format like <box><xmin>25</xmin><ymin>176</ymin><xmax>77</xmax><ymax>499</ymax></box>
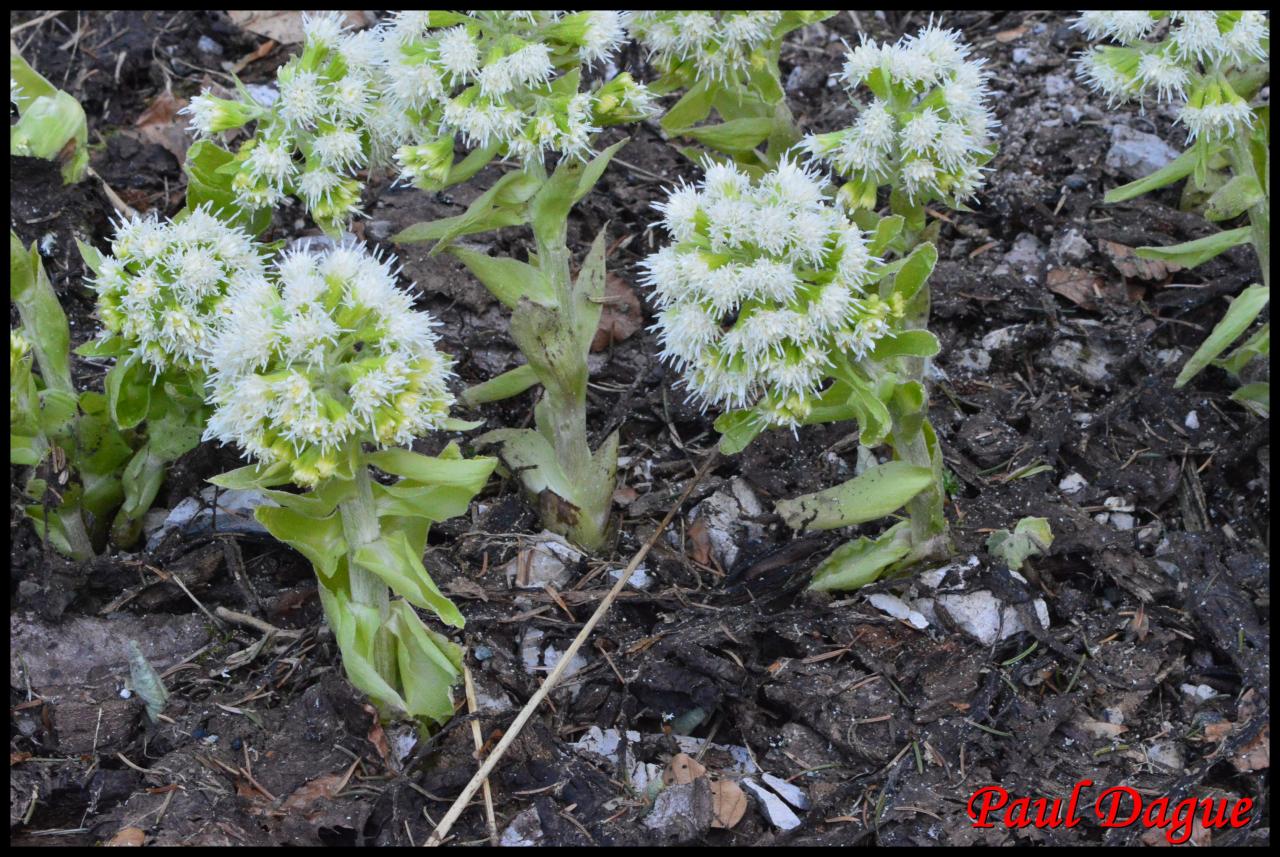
<box><xmin>1231</xmin><ymin>723</ymin><xmax>1269</xmax><ymax>772</ymax></box>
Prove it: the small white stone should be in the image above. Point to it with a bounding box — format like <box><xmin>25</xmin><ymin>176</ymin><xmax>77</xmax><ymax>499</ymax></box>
<box><xmin>1184</xmin><ymin>410</ymin><xmax>1200</xmax><ymax>430</ymax></box>
<box><xmin>1180</xmin><ymin>683</ymin><xmax>1217</xmax><ymax>702</ymax></box>
<box><xmin>761</xmin><ymin>772</ymin><xmax>810</xmax><ymax>810</ymax></box>
<box><xmin>1110</xmin><ymin>512</ymin><xmax>1135</xmax><ymax>531</ymax></box>
<box><xmin>742</xmin><ymin>779</ymin><xmax>802</xmax><ymax>830</ymax></box>
<box><xmin>1059</xmin><ymin>472</ymin><xmax>1087</xmax><ymax>494</ymax></box>
<box><xmin>867</xmin><ymin>592</ymin><xmax>930</xmax><ymax>630</ymax></box>
<box><xmin>1104</xmin><ymin>496</ymin><xmax>1135</xmax><ymax>512</ymax></box>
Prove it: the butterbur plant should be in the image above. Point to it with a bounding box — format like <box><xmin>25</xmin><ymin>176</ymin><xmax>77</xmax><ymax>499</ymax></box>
<box><xmin>628</xmin><ymin>10</ymin><xmax>834</xmax><ymax>171</ymax></box>
<box><xmin>1075</xmin><ymin>10</ymin><xmax>1269</xmax><ymax>416</ymax></box>
<box><xmin>644</xmin><ymin>160</ymin><xmax>950</xmax><ymax>590</ymax></box>
<box><xmin>389</xmin><ymin>12</ymin><xmax>656</xmax><ymax>552</ymax></box>
<box><xmin>182</xmin><ymin>12</ymin><xmax>399</xmax><ymax>235</ymax></box>
<box><xmin>204</xmin><ymin>243</ymin><xmax>496</xmax><ymax>725</ymax></box>
<box><xmin>11</xmin><ymin>233</ymin><xmax>133</xmax><ymax>559</ymax></box>
<box><xmin>381</xmin><ymin>10</ymin><xmax>653</xmax><ymax>190</ymax></box>
<box><xmin>801</xmin><ymin>24</ymin><xmax>998</xmax><ymax>242</ymax></box>
<box><xmin>10</xmin><ymin>51</ymin><xmax>89</xmax><ymax>184</ymax></box>
<box><xmin>77</xmin><ymin>205</ymin><xmax>268</xmax><ymax>546</ymax></box>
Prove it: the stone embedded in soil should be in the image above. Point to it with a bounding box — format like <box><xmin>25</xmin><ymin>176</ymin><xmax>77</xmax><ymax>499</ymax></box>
<box><xmin>499</xmin><ymin>807</ymin><xmax>545</xmax><ymax>846</ymax></box>
<box><xmin>916</xmin><ymin>561</ymin><xmax>1051</xmax><ymax>647</ymax></box>
<box><xmin>866</xmin><ymin>592</ymin><xmax>930</xmax><ymax>630</ymax></box>
<box><xmin>145</xmin><ymin>486</ymin><xmax>277</xmax><ymax>550</ymax></box>
<box><xmin>502</xmin><ymin>531</ymin><xmax>582</xmax><ymax>589</ymax></box>
<box><xmin>644</xmin><ymin>779</ymin><xmax>714</xmax><ymax>841</ymax></box>
<box><xmin>1059</xmin><ymin>472</ymin><xmax>1088</xmax><ymax>495</ymax></box>
<box><xmin>1050</xmin><ymin>228</ymin><xmax>1092</xmax><ymax>264</ymax></box>
<box><xmin>760</xmin><ymin>772</ymin><xmax>811</xmax><ymax>810</ymax></box>
<box><xmin>1105</xmin><ymin>125</ymin><xmax>1179</xmax><ymax>181</ymax></box>
<box><xmin>741</xmin><ymin>779</ymin><xmax>803</xmax><ymax>831</ymax></box>
<box><xmin>689</xmin><ymin>478</ymin><xmax>765</xmax><ymax>570</ymax></box>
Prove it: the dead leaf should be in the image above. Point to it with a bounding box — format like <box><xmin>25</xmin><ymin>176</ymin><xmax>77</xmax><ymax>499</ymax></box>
<box><xmin>662</xmin><ymin>752</ymin><xmax>707</xmax><ymax>786</ymax></box>
<box><xmin>107</xmin><ymin>827</ymin><xmax>147</xmax><ymax>846</ymax></box>
<box><xmin>1231</xmin><ymin>723</ymin><xmax>1269</xmax><ymax>772</ymax></box>
<box><xmin>612</xmin><ymin>485</ymin><xmax>639</xmax><ymax>507</ymax></box>
<box><xmin>10</xmin><ymin>751</ymin><xmax>32</xmax><ymax>765</ymax></box>
<box><xmin>1077</xmin><ymin>719</ymin><xmax>1127</xmax><ymax>740</ymax></box>
<box><xmin>709</xmin><ymin>779</ymin><xmax>747</xmax><ymax>829</ymax></box>
<box><xmin>591</xmin><ymin>274</ymin><xmax>644</xmax><ymax>352</ymax></box>
<box><xmin>281</xmin><ymin>773</ymin><xmax>347</xmax><ymax>812</ymax></box>
<box><xmin>230</xmin><ymin>38</ymin><xmax>279</xmax><ymax>75</ymax></box>
<box><xmin>363</xmin><ymin>703</ymin><xmax>392</xmax><ymax>769</ymax></box>
<box><xmin>226</xmin><ymin>10</ymin><xmax>374</xmax><ymax>45</ymax></box>
<box><xmin>1046</xmin><ymin>267</ymin><xmax>1107</xmax><ymax>310</ymax></box>
<box><xmin>444</xmin><ymin>577</ymin><xmax>491</xmax><ymax>602</ymax></box>
<box><xmin>995</xmin><ymin>24</ymin><xmax>1030</xmax><ymax>42</ymax></box>
<box><xmin>1099</xmin><ymin>239</ymin><xmax>1182</xmax><ymax>281</ymax></box>
<box><xmin>130</xmin><ymin>91</ymin><xmax>191</xmax><ymax>163</ymax></box>
<box><xmin>688</xmin><ymin>518</ymin><xmax>713</xmax><ymax>566</ymax></box>
<box><xmin>1202</xmin><ymin>721</ymin><xmax>1233</xmax><ymax>742</ymax></box>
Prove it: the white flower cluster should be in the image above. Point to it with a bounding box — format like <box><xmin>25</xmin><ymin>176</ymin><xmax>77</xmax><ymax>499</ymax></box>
<box><xmin>380</xmin><ymin>10</ymin><xmax>654</xmax><ymax>187</ymax></box>
<box><xmin>626</xmin><ymin>11</ymin><xmax>784</xmax><ymax>83</ymax></box>
<box><xmin>1074</xmin><ymin>11</ymin><xmax>1268</xmax><ymax>143</ymax></box>
<box><xmin>182</xmin><ymin>12</ymin><xmax>404</xmax><ymax>230</ymax></box>
<box><xmin>87</xmin><ymin>205</ymin><xmax>266</xmax><ymax>375</ymax></box>
<box><xmin>203</xmin><ymin>244</ymin><xmax>455</xmax><ymax>487</ymax></box>
<box><xmin>642</xmin><ymin>160</ymin><xmax>895</xmax><ymax>429</ymax></box>
<box><xmin>801</xmin><ymin>26</ymin><xmax>998</xmax><ymax>210</ymax></box>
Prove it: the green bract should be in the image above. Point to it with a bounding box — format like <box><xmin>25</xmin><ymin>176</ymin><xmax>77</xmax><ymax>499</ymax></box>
<box><xmin>629</xmin><ymin>10</ymin><xmax>834</xmax><ymax>172</ymax></box>
<box><xmin>10</xmin><ymin>51</ymin><xmax>89</xmax><ymax>184</ymax></box>
<box><xmin>11</xmin><ymin>232</ymin><xmax>134</xmax><ymax>560</ymax></box>
<box><xmin>1078</xmin><ymin>10</ymin><xmax>1270</xmax><ymax>415</ymax></box>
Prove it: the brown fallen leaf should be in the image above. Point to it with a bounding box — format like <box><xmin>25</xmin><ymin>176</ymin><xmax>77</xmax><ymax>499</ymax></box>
<box><xmin>363</xmin><ymin>703</ymin><xmax>392</xmax><ymax>769</ymax></box>
<box><xmin>281</xmin><ymin>773</ymin><xmax>347</xmax><ymax>813</ymax></box>
<box><xmin>995</xmin><ymin>24</ymin><xmax>1030</xmax><ymax>42</ymax></box>
<box><xmin>662</xmin><ymin>752</ymin><xmax>707</xmax><ymax>786</ymax></box>
<box><xmin>106</xmin><ymin>827</ymin><xmax>147</xmax><ymax>846</ymax></box>
<box><xmin>687</xmin><ymin>517</ymin><xmax>713</xmax><ymax>567</ymax></box>
<box><xmin>230</xmin><ymin>38</ymin><xmax>279</xmax><ymax>75</ymax></box>
<box><xmin>1202</xmin><ymin>721</ymin><xmax>1234</xmax><ymax>743</ymax></box>
<box><xmin>130</xmin><ymin>91</ymin><xmax>191</xmax><ymax>163</ymax></box>
<box><xmin>1046</xmin><ymin>266</ymin><xmax>1107</xmax><ymax>310</ymax></box>
<box><xmin>444</xmin><ymin>577</ymin><xmax>491</xmax><ymax>602</ymax></box>
<box><xmin>227</xmin><ymin>10</ymin><xmax>374</xmax><ymax>45</ymax></box>
<box><xmin>591</xmin><ymin>274</ymin><xmax>644</xmax><ymax>352</ymax></box>
<box><xmin>612</xmin><ymin>485</ymin><xmax>639</xmax><ymax>508</ymax></box>
<box><xmin>1077</xmin><ymin>719</ymin><xmax>1127</xmax><ymax>740</ymax></box>
<box><xmin>709</xmin><ymin>779</ymin><xmax>747</xmax><ymax>829</ymax></box>
<box><xmin>1099</xmin><ymin>239</ymin><xmax>1182</xmax><ymax>281</ymax></box>
<box><xmin>11</xmin><ymin>751</ymin><xmax>32</xmax><ymax>765</ymax></box>
<box><xmin>1231</xmin><ymin>723</ymin><xmax>1269</xmax><ymax>772</ymax></box>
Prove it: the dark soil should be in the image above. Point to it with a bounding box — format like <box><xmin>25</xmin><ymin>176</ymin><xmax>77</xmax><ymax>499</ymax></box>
<box><xmin>10</xmin><ymin>9</ymin><xmax>1269</xmax><ymax>847</ymax></box>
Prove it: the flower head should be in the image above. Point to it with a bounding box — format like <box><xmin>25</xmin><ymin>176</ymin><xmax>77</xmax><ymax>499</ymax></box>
<box><xmin>87</xmin><ymin>204</ymin><xmax>265</xmax><ymax>375</ymax></box>
<box><xmin>627</xmin><ymin>11</ymin><xmax>784</xmax><ymax>84</ymax></box>
<box><xmin>379</xmin><ymin>10</ymin><xmax>654</xmax><ymax>183</ymax></box>
<box><xmin>1073</xmin><ymin>10</ymin><xmax>1269</xmax><ymax>141</ymax></box>
<box><xmin>802</xmin><ymin>25</ymin><xmax>997</xmax><ymax>210</ymax></box>
<box><xmin>642</xmin><ymin>160</ymin><xmax>895</xmax><ymax>428</ymax></box>
<box><xmin>203</xmin><ymin>244</ymin><xmax>455</xmax><ymax>487</ymax></box>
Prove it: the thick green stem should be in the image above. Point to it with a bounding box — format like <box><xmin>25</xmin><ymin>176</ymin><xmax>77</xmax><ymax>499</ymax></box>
<box><xmin>1227</xmin><ymin>131</ymin><xmax>1270</xmax><ymax>289</ymax></box>
<box><xmin>516</xmin><ymin>193</ymin><xmax>614</xmax><ymax>552</ymax></box>
<box><xmin>337</xmin><ymin>466</ymin><xmax>395</xmax><ymax>681</ymax></box>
